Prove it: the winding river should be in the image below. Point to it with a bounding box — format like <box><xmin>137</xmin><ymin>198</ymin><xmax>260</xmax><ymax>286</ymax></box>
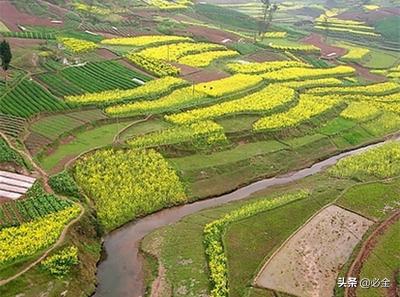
<box><xmin>93</xmin><ymin>137</ymin><xmax>398</xmax><ymax>297</ymax></box>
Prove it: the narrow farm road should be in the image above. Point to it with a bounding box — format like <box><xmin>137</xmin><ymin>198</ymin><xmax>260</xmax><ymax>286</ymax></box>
<box><xmin>0</xmin><ymin>202</ymin><xmax>85</xmax><ymax>286</ymax></box>
<box><xmin>0</xmin><ymin>132</ymin><xmax>85</xmax><ymax>285</ymax></box>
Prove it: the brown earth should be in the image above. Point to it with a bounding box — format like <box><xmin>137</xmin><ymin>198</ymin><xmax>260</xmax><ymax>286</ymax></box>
<box><xmin>5</xmin><ymin>38</ymin><xmax>45</xmax><ymax>47</ymax></box>
<box><xmin>96</xmin><ymin>48</ymin><xmax>120</xmax><ymax>60</ymax></box>
<box><xmin>349</xmin><ymin>62</ymin><xmax>388</xmax><ymax>82</ymax></box>
<box><xmin>245</xmin><ymin>50</ymin><xmax>286</xmax><ymax>62</ymax></box>
<box><xmin>345</xmin><ymin>211</ymin><xmax>400</xmax><ymax>297</ymax></box>
<box><xmin>0</xmin><ymin>0</ymin><xmax>61</xmax><ymax>31</ymax></box>
<box><xmin>172</xmin><ymin>62</ymin><xmax>200</xmax><ymax>76</ymax></box>
<box><xmin>255</xmin><ymin>205</ymin><xmax>373</xmax><ymax>297</ymax></box>
<box><xmin>182</xmin><ymin>68</ymin><xmax>230</xmax><ymax>83</ymax></box>
<box><xmin>302</xmin><ymin>33</ymin><xmax>347</xmax><ymax>58</ymax></box>
<box><xmin>24</xmin><ymin>131</ymin><xmax>52</xmax><ymax>155</ymax></box>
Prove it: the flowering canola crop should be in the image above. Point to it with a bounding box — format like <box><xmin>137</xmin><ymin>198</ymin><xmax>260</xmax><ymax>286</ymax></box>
<box><xmin>57</xmin><ymin>37</ymin><xmax>98</xmax><ymax>53</ymax></box>
<box><xmin>100</xmin><ymin>35</ymin><xmax>192</xmax><ymax>47</ymax></box>
<box><xmin>65</xmin><ymin>77</ymin><xmax>187</xmax><ymax>105</ymax></box>
<box><xmin>74</xmin><ymin>149</ymin><xmax>187</xmax><ymax>231</ymax></box>
<box><xmin>0</xmin><ymin>205</ymin><xmax>80</xmax><ymax>265</ymax></box>
<box><xmin>329</xmin><ymin>142</ymin><xmax>400</xmax><ymax>180</ymax></box>
<box><xmin>128</xmin><ymin>121</ymin><xmax>227</xmax><ymax>148</ymax></box>
<box><xmin>165</xmin><ymin>84</ymin><xmax>295</xmax><ymax>124</ymax></box>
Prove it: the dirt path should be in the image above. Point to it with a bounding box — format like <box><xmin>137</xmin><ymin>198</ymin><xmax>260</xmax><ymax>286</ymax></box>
<box><xmin>0</xmin><ymin>132</ymin><xmax>85</xmax><ymax>285</ymax></box>
<box><xmin>0</xmin><ymin>202</ymin><xmax>85</xmax><ymax>287</ymax></box>
<box><xmin>348</xmin><ymin>62</ymin><xmax>388</xmax><ymax>83</ymax></box>
<box><xmin>301</xmin><ymin>33</ymin><xmax>347</xmax><ymax>58</ymax></box>
<box><xmin>345</xmin><ymin>210</ymin><xmax>400</xmax><ymax>297</ymax></box>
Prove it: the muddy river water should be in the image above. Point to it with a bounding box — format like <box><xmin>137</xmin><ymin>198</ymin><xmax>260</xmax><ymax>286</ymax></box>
<box><xmin>93</xmin><ymin>138</ymin><xmax>398</xmax><ymax>297</ymax></box>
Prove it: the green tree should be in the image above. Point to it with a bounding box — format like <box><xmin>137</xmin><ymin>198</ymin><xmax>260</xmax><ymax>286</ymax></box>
<box><xmin>0</xmin><ymin>40</ymin><xmax>12</xmax><ymax>85</ymax></box>
<box><xmin>259</xmin><ymin>0</ymin><xmax>278</xmax><ymax>37</ymax></box>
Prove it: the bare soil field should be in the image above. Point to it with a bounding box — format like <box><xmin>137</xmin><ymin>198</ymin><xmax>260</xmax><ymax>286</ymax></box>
<box><xmin>6</xmin><ymin>38</ymin><xmax>45</xmax><ymax>47</ymax></box>
<box><xmin>302</xmin><ymin>33</ymin><xmax>347</xmax><ymax>58</ymax></box>
<box><xmin>0</xmin><ymin>0</ymin><xmax>60</xmax><ymax>31</ymax></box>
<box><xmin>246</xmin><ymin>50</ymin><xmax>286</xmax><ymax>62</ymax></box>
<box><xmin>182</xmin><ymin>68</ymin><xmax>230</xmax><ymax>83</ymax></box>
<box><xmin>255</xmin><ymin>205</ymin><xmax>373</xmax><ymax>297</ymax></box>
<box><xmin>24</xmin><ymin>131</ymin><xmax>52</xmax><ymax>155</ymax></box>
<box><xmin>348</xmin><ymin>62</ymin><xmax>387</xmax><ymax>82</ymax></box>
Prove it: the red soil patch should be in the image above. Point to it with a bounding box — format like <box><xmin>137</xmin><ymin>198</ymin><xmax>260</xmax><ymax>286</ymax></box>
<box><xmin>182</xmin><ymin>68</ymin><xmax>230</xmax><ymax>83</ymax></box>
<box><xmin>24</xmin><ymin>131</ymin><xmax>52</xmax><ymax>155</ymax></box>
<box><xmin>246</xmin><ymin>50</ymin><xmax>286</xmax><ymax>62</ymax></box>
<box><xmin>0</xmin><ymin>197</ymin><xmax>12</xmax><ymax>204</ymax></box>
<box><xmin>49</xmin><ymin>155</ymin><xmax>76</xmax><ymax>175</ymax></box>
<box><xmin>37</xmin><ymin>0</ymin><xmax>69</xmax><ymax>18</ymax></box>
<box><xmin>172</xmin><ymin>62</ymin><xmax>199</xmax><ymax>76</ymax></box>
<box><xmin>0</xmin><ymin>0</ymin><xmax>61</xmax><ymax>31</ymax></box>
<box><xmin>302</xmin><ymin>33</ymin><xmax>347</xmax><ymax>58</ymax></box>
<box><xmin>97</xmin><ymin>48</ymin><xmax>120</xmax><ymax>60</ymax></box>
<box><xmin>349</xmin><ymin>62</ymin><xmax>387</xmax><ymax>82</ymax></box>
<box><xmin>6</xmin><ymin>37</ymin><xmax>45</xmax><ymax>47</ymax></box>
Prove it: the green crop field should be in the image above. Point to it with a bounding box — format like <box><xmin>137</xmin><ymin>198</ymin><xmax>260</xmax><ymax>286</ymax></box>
<box><xmin>36</xmin><ymin>61</ymin><xmax>151</xmax><ymax>97</ymax></box>
<box><xmin>0</xmin><ymin>1</ymin><xmax>399</xmax><ymax>296</ymax></box>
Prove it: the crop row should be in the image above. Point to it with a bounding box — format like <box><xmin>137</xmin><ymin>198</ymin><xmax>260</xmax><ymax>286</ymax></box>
<box><xmin>204</xmin><ymin>191</ymin><xmax>309</xmax><ymax>297</ymax></box>
<box><xmin>165</xmin><ymin>84</ymin><xmax>295</xmax><ymax>124</ymax></box>
<box><xmin>179</xmin><ymin>50</ymin><xmax>239</xmax><ymax>67</ymax></box>
<box><xmin>0</xmin><ymin>79</ymin><xmax>70</xmax><ymax>118</ymax></box>
<box><xmin>148</xmin><ymin>0</ymin><xmax>192</xmax><ymax>10</ymax></box>
<box><xmin>128</xmin><ymin>121</ymin><xmax>227</xmax><ymax>149</ymax></box>
<box><xmin>268</xmin><ymin>43</ymin><xmax>320</xmax><ymax>52</ymax></box>
<box><xmin>0</xmin><ymin>137</ymin><xmax>25</xmax><ymax>167</ymax></box>
<box><xmin>329</xmin><ymin>142</ymin><xmax>400</xmax><ymax>180</ymax></box>
<box><xmin>226</xmin><ymin>60</ymin><xmax>310</xmax><ymax>74</ymax></box>
<box><xmin>65</xmin><ymin>76</ymin><xmax>187</xmax><ymax>106</ymax></box>
<box><xmin>37</xmin><ymin>61</ymin><xmax>150</xmax><ymax>97</ymax></box>
<box><xmin>138</xmin><ymin>42</ymin><xmax>225</xmax><ymax>62</ymax></box>
<box><xmin>340</xmin><ymin>102</ymin><xmax>381</xmax><ymax>121</ymax></box>
<box><xmin>74</xmin><ymin>149</ymin><xmax>187</xmax><ymax>231</ymax></box>
<box><xmin>0</xmin><ymin>205</ymin><xmax>80</xmax><ymax>265</ymax></box>
<box><xmin>0</xmin><ymin>194</ymin><xmax>72</xmax><ymax>229</ymax></box>
<box><xmin>125</xmin><ymin>53</ymin><xmax>180</xmax><ymax>77</ymax></box>
<box><xmin>279</xmin><ymin>78</ymin><xmax>343</xmax><ymax>89</ymax></box>
<box><xmin>0</xmin><ymin>113</ymin><xmax>26</xmax><ymax>138</ymax></box>
<box><xmin>0</xmin><ymin>31</ymin><xmax>55</xmax><ymax>39</ymax></box>
<box><xmin>57</xmin><ymin>37</ymin><xmax>98</xmax><ymax>53</ymax></box>
<box><xmin>253</xmin><ymin>94</ymin><xmax>342</xmax><ymax>131</ymax></box>
<box><xmin>101</xmin><ymin>35</ymin><xmax>192</xmax><ymax>47</ymax></box>
<box><xmin>106</xmin><ymin>74</ymin><xmax>262</xmax><ymax>116</ymax></box>
<box><xmin>260</xmin><ymin>65</ymin><xmax>355</xmax><ymax>81</ymax></box>
<box><xmin>306</xmin><ymin>82</ymin><xmax>399</xmax><ymax>96</ymax></box>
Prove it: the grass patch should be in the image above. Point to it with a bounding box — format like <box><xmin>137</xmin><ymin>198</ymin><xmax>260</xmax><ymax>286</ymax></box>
<box><xmin>318</xmin><ymin>117</ymin><xmax>357</xmax><ymax>136</ymax></box>
<box><xmin>119</xmin><ymin>119</ymin><xmax>171</xmax><ymax>141</ymax></box>
<box><xmin>336</xmin><ymin>179</ymin><xmax>400</xmax><ymax>220</ymax></box>
<box><xmin>169</xmin><ymin>140</ymin><xmax>287</xmax><ymax>171</ymax></box>
<box><xmin>216</xmin><ymin>114</ymin><xmax>260</xmax><ymax>133</ymax></box>
<box><xmin>39</xmin><ymin>122</ymin><xmax>127</xmax><ymax>172</ymax></box>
